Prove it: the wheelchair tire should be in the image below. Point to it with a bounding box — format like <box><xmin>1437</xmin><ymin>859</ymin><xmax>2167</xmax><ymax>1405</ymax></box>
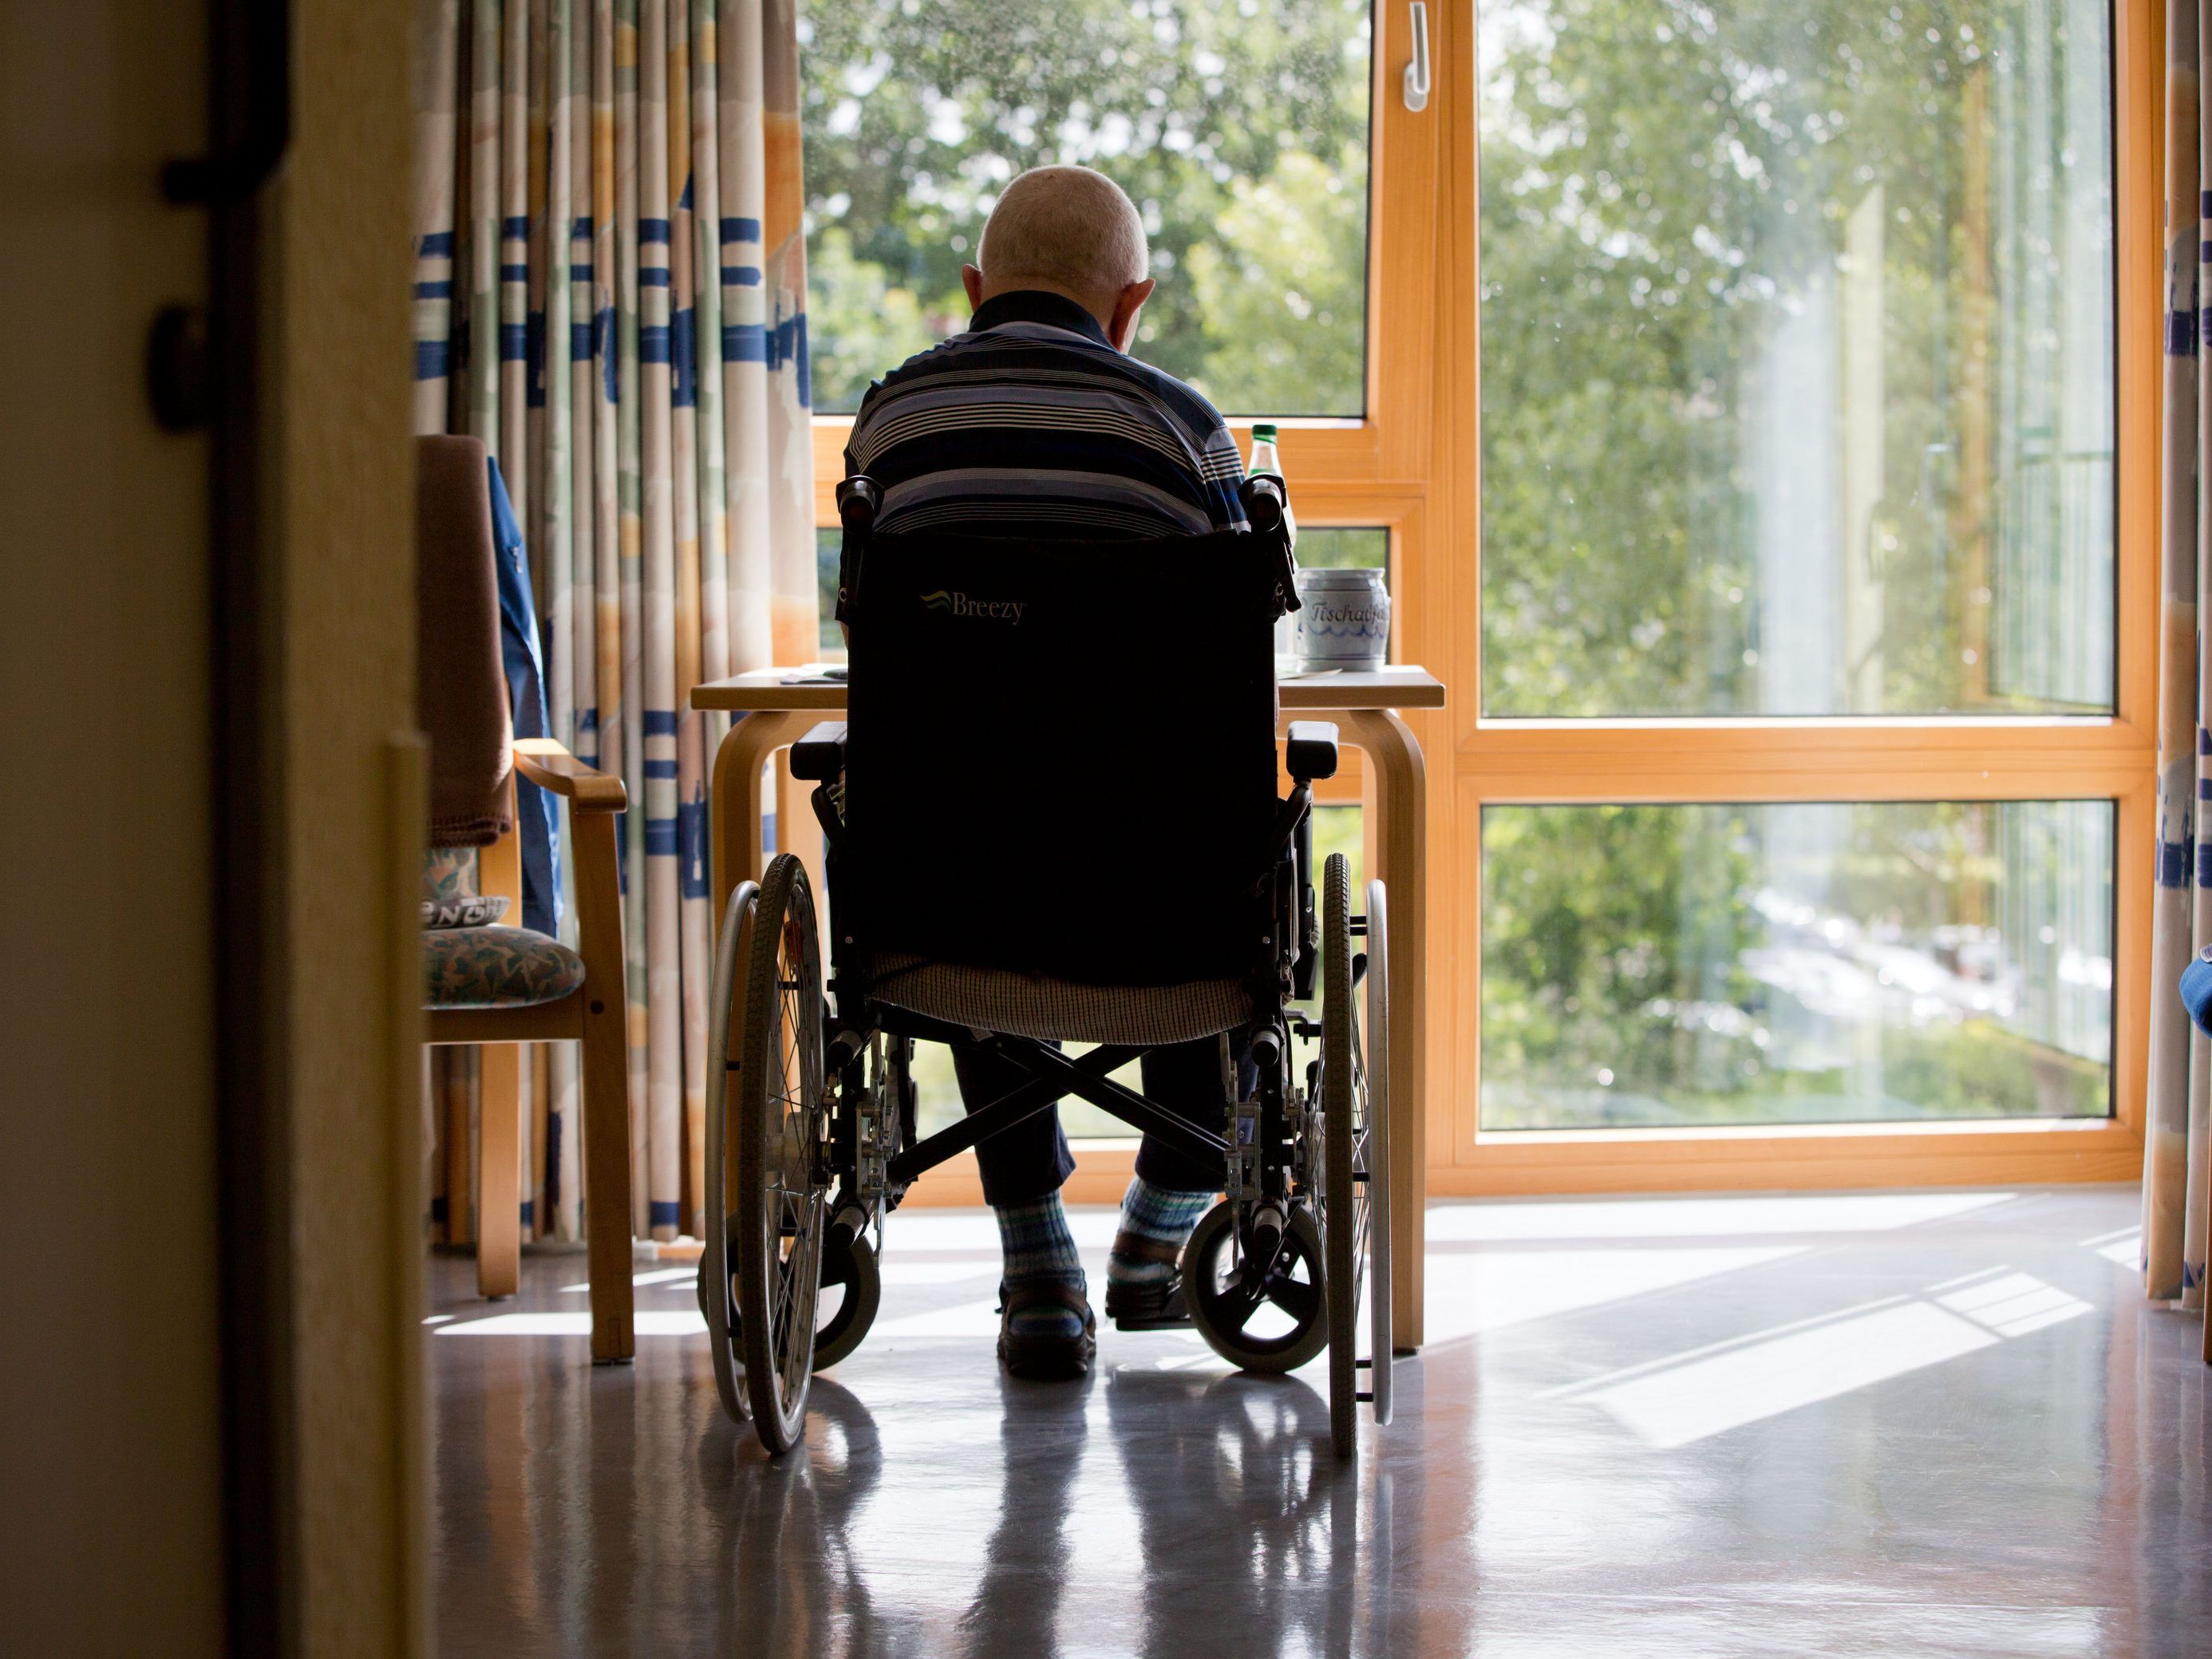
<box><xmin>1185</xmin><ymin>1199</ymin><xmax>1329</xmax><ymax>1374</ymax></box>
<box><xmin>733</xmin><ymin>854</ymin><xmax>830</xmax><ymax>1456</ymax></box>
<box><xmin>698</xmin><ymin>1214</ymin><xmax>881</xmax><ymax>1388</ymax></box>
<box><xmin>1365</xmin><ymin>877</ymin><xmax>1393</xmax><ymax>1428</ymax></box>
<box><xmin>1321</xmin><ymin>852</ymin><xmax>1362</xmax><ymax>1459</ymax></box>
<box><xmin>810</xmin><ymin>1223</ymin><xmax>881</xmax><ymax>1371</ymax></box>
<box><xmin>701</xmin><ymin>879</ymin><xmax>760</xmax><ymax>1428</ymax></box>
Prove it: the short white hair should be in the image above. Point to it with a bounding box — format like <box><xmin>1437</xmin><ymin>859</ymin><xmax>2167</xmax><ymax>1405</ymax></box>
<box><xmin>977</xmin><ymin>166</ymin><xmax>1149</xmax><ymax>301</ymax></box>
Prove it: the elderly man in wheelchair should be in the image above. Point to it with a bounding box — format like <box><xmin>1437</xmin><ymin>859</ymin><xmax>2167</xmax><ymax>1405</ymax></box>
<box><xmin>701</xmin><ymin>165</ymin><xmax>1393</xmax><ymax>1460</ymax></box>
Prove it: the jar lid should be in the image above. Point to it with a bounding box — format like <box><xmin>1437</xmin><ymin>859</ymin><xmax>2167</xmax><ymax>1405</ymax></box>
<box><xmin>1295</xmin><ymin>567</ymin><xmax>1388</xmax><ymax>587</ymax></box>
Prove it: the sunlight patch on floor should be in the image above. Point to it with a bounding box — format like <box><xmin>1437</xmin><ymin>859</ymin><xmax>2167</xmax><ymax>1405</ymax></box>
<box><xmin>2080</xmin><ymin>1224</ymin><xmax>2142</xmax><ymax>1270</ymax></box>
<box><xmin>1557</xmin><ymin>1266</ymin><xmax>2095</xmax><ymax>1448</ymax></box>
<box><xmin>1420</xmin><ymin>1244</ymin><xmax>1810</xmax><ymax>1345</ymax></box>
<box><xmin>1562</xmin><ymin>1296</ymin><xmax>1999</xmax><ymax>1448</ymax></box>
<box><xmin>1424</xmin><ymin>1190</ymin><xmax>2015</xmax><ymax>1244</ymax></box>
<box><xmin>436</xmin><ymin>1310</ymin><xmax>708</xmax><ymax>1338</ymax></box>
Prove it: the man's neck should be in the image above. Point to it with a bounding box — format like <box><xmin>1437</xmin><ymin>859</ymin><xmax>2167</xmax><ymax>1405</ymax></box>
<box><xmin>968</xmin><ymin>287</ymin><xmax>1116</xmax><ymax>350</ymax></box>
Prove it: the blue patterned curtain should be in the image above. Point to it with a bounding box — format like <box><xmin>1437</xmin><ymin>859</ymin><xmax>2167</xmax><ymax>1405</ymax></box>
<box><xmin>410</xmin><ymin>0</ymin><xmax>817</xmax><ymax>1250</ymax></box>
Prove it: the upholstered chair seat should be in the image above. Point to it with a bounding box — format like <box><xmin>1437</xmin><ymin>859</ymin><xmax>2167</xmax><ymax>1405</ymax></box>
<box><xmin>424</xmin><ymin>925</ymin><xmax>586</xmax><ymax>1009</ymax></box>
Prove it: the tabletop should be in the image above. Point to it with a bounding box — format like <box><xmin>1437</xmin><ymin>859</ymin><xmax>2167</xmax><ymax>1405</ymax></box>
<box><xmin>693</xmin><ymin>663</ymin><xmax>1447</xmax><ymax>714</ymax></box>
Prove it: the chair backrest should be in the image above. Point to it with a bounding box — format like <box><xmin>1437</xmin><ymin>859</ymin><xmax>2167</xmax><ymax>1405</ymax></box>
<box><xmin>843</xmin><ymin>528</ymin><xmax>1282</xmax><ymax>987</ymax></box>
<box><xmin>416</xmin><ymin>434</ymin><xmax>512</xmax><ymax>848</ymax></box>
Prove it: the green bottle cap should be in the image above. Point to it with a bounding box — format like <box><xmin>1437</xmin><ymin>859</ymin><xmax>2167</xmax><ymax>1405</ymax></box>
<box><xmin>1251</xmin><ymin>423</ymin><xmax>1278</xmax><ymax>440</ymax></box>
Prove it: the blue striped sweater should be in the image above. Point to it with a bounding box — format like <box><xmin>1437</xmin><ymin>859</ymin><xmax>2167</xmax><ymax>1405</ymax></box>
<box><xmin>842</xmin><ymin>289</ymin><xmax>1249</xmax><ymax>539</ymax></box>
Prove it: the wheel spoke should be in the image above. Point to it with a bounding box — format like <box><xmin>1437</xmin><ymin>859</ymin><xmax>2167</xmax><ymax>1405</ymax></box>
<box><xmin>1267</xmin><ymin>1269</ymin><xmax>1321</xmax><ymax>1325</ymax></box>
<box><xmin>1216</xmin><ymin>1275</ymin><xmax>1268</xmax><ymax>1335</ymax></box>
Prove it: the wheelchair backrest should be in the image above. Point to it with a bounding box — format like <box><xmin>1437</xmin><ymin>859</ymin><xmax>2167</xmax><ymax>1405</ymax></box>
<box><xmin>841</xmin><ymin>527</ymin><xmax>1284</xmax><ymax>988</ymax></box>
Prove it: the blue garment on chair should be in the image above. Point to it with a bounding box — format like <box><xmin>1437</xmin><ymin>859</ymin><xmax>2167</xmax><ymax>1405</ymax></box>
<box><xmin>2182</xmin><ymin>946</ymin><xmax>2212</xmax><ymax>1037</ymax></box>
<box><xmin>488</xmin><ymin>457</ymin><xmax>561</xmax><ymax>938</ymax></box>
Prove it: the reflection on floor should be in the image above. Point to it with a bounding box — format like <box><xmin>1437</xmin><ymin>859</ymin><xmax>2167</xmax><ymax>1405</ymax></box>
<box><xmin>431</xmin><ymin>1186</ymin><xmax>2210</xmax><ymax>1657</ymax></box>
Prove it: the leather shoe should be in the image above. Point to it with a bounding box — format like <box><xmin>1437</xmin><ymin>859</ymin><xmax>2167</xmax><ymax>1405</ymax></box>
<box><xmin>1103</xmin><ymin>1230</ymin><xmax>1194</xmax><ymax>1331</ymax></box>
<box><xmin>997</xmin><ymin>1280</ymin><xmax>1096</xmax><ymax>1381</ymax></box>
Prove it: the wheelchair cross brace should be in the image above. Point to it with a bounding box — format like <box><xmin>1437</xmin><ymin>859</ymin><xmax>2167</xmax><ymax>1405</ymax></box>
<box><xmin>880</xmin><ymin>1029</ymin><xmax>1230</xmax><ymax>1188</ymax></box>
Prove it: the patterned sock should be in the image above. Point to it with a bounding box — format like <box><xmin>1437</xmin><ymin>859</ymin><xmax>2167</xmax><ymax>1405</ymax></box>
<box><xmin>996</xmin><ymin>1193</ymin><xmax>1088</xmax><ymax>1342</ymax></box>
<box><xmin>1108</xmin><ymin>1177</ymin><xmax>1215</xmax><ymax>1287</ymax></box>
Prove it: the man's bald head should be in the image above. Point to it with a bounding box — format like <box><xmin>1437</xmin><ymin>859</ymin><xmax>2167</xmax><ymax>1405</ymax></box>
<box><xmin>962</xmin><ymin>166</ymin><xmax>1158</xmax><ymax>353</ymax></box>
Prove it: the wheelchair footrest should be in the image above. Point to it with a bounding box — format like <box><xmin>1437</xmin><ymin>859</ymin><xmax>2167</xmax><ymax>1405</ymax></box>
<box><xmin>1114</xmin><ymin>1313</ymin><xmax>1195</xmax><ymax>1333</ymax></box>
<box><xmin>1104</xmin><ymin>1270</ymin><xmax>1192</xmax><ymax>1332</ymax></box>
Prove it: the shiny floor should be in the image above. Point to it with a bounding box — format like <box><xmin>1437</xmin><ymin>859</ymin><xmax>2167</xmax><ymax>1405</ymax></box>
<box><xmin>430</xmin><ymin>1186</ymin><xmax>2209</xmax><ymax>1657</ymax></box>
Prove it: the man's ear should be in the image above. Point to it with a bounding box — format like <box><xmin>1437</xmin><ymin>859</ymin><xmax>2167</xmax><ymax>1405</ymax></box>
<box><xmin>962</xmin><ymin>264</ymin><xmax>985</xmax><ymax>310</ymax></box>
<box><xmin>1108</xmin><ymin>278</ymin><xmax>1156</xmax><ymax>352</ymax></box>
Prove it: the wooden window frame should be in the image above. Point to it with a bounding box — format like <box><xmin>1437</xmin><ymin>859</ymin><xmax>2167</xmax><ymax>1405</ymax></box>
<box><xmin>811</xmin><ymin>0</ymin><xmax>2159</xmax><ymax>1201</ymax></box>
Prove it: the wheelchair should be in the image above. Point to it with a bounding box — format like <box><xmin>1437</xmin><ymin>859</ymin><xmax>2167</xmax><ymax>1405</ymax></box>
<box><xmin>702</xmin><ymin>472</ymin><xmax>1394</xmax><ymax>1460</ymax></box>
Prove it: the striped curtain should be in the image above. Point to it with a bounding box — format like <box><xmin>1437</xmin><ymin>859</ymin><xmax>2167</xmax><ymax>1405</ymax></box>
<box><xmin>411</xmin><ymin>0</ymin><xmax>816</xmax><ymax>1247</ymax></box>
<box><xmin>2149</xmin><ymin>1</ymin><xmax>2210</xmax><ymax>1309</ymax></box>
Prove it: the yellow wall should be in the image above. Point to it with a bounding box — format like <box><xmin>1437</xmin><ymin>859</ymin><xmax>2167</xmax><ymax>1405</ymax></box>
<box><xmin>278</xmin><ymin>1</ymin><xmax>426</xmax><ymax>1651</ymax></box>
<box><xmin>0</xmin><ymin>5</ymin><xmax>225</xmax><ymax>1652</ymax></box>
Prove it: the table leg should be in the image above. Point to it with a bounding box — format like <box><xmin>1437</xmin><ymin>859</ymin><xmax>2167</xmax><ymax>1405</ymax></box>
<box><xmin>709</xmin><ymin>711</ymin><xmax>814</xmax><ymax>921</ymax></box>
<box><xmin>1340</xmin><ymin>709</ymin><xmax>1427</xmax><ymax>1350</ymax></box>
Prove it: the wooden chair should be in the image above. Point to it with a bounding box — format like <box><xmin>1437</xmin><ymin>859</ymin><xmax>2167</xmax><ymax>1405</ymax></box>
<box><xmin>417</xmin><ymin>435</ymin><xmax>633</xmax><ymax>1362</ymax></box>
<box><xmin>422</xmin><ymin>756</ymin><xmax>633</xmax><ymax>1361</ymax></box>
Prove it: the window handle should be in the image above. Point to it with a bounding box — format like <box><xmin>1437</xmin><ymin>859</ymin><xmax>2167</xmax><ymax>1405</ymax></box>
<box><xmin>1403</xmin><ymin>1</ymin><xmax>1432</xmax><ymax>113</ymax></box>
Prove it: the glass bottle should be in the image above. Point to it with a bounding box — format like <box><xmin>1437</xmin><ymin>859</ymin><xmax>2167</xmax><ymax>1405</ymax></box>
<box><xmin>1249</xmin><ymin>425</ymin><xmax>1301</xmax><ymax>672</ymax></box>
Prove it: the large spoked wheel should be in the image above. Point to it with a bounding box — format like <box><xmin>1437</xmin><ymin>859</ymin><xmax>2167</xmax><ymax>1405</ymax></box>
<box><xmin>1365</xmin><ymin>877</ymin><xmax>1393</xmax><ymax>1429</ymax></box>
<box><xmin>701</xmin><ymin>896</ymin><xmax>880</xmax><ymax>1418</ymax></box>
<box><xmin>732</xmin><ymin>854</ymin><xmax>830</xmax><ymax>1455</ymax></box>
<box><xmin>1186</xmin><ymin>1200</ymin><xmax>1329</xmax><ymax>1374</ymax></box>
<box><xmin>701</xmin><ymin>879</ymin><xmax>759</xmax><ymax>1428</ymax></box>
<box><xmin>1321</xmin><ymin>853</ymin><xmax>1388</xmax><ymax>1459</ymax></box>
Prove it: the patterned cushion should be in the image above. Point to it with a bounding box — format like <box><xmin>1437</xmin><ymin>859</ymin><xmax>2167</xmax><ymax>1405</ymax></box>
<box><xmin>425</xmin><ymin>925</ymin><xmax>584</xmax><ymax>1010</ymax></box>
<box><xmin>421</xmin><ymin>893</ymin><xmax>510</xmax><ymax>930</ymax></box>
<box><xmin>423</xmin><ymin>845</ymin><xmax>480</xmax><ymax>905</ymax></box>
<box><xmin>867</xmin><ymin>952</ymin><xmax>1248</xmax><ymax>1045</ymax></box>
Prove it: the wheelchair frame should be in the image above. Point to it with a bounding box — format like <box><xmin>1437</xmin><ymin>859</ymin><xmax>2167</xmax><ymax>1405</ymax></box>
<box><xmin>703</xmin><ymin>474</ymin><xmax>1392</xmax><ymax>1460</ymax></box>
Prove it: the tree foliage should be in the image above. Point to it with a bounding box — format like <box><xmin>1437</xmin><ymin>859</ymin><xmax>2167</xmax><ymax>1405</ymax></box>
<box><xmin>800</xmin><ymin>0</ymin><xmax>1371</xmax><ymax>414</ymax></box>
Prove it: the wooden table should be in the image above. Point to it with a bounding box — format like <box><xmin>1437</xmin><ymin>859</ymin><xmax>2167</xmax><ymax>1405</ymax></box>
<box><xmin>696</xmin><ymin>664</ymin><xmax>1444</xmax><ymax>1348</ymax></box>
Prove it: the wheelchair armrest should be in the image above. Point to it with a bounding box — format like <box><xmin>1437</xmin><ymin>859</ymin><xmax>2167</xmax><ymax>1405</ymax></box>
<box><xmin>792</xmin><ymin>721</ymin><xmax>848</xmax><ymax>782</ymax></box>
<box><xmin>1286</xmin><ymin>721</ymin><xmax>1339</xmax><ymax>783</ymax></box>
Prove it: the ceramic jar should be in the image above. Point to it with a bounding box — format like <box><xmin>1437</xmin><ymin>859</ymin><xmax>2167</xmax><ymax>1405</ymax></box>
<box><xmin>1293</xmin><ymin>567</ymin><xmax>1390</xmax><ymax>671</ymax></box>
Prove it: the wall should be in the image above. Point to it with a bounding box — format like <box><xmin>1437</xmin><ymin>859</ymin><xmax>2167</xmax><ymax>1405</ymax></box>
<box><xmin>276</xmin><ymin>0</ymin><xmax>425</xmax><ymax>1651</ymax></box>
<box><xmin>0</xmin><ymin>2</ymin><xmax>226</xmax><ymax>1652</ymax></box>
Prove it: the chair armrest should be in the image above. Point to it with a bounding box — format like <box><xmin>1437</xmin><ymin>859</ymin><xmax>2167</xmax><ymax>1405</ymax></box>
<box><xmin>513</xmin><ymin>737</ymin><xmax>626</xmax><ymax>812</ymax></box>
<box><xmin>792</xmin><ymin>721</ymin><xmax>848</xmax><ymax>782</ymax></box>
<box><xmin>1286</xmin><ymin>721</ymin><xmax>1339</xmax><ymax>782</ymax></box>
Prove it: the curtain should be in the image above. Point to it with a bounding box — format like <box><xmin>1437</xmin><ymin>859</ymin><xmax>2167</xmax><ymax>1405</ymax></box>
<box><xmin>2149</xmin><ymin>1</ymin><xmax>2210</xmax><ymax>1309</ymax></box>
<box><xmin>411</xmin><ymin>0</ymin><xmax>817</xmax><ymax>1247</ymax></box>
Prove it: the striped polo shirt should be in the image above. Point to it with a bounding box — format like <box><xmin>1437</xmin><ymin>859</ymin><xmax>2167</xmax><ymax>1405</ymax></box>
<box><xmin>843</xmin><ymin>289</ymin><xmax>1249</xmax><ymax>539</ymax></box>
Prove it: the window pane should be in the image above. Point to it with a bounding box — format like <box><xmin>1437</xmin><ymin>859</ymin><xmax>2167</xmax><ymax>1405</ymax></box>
<box><xmin>800</xmin><ymin>0</ymin><xmax>1373</xmax><ymax>417</ymax></box>
<box><xmin>1479</xmin><ymin>2</ymin><xmax>2115</xmax><ymax>716</ymax></box>
<box><xmin>1296</xmin><ymin>526</ymin><xmax>1388</xmax><ymax>573</ymax></box>
<box><xmin>816</xmin><ymin>527</ymin><xmax>843</xmax><ymax>660</ymax></box>
<box><xmin>1480</xmin><ymin>801</ymin><xmax>2113</xmax><ymax>1128</ymax></box>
